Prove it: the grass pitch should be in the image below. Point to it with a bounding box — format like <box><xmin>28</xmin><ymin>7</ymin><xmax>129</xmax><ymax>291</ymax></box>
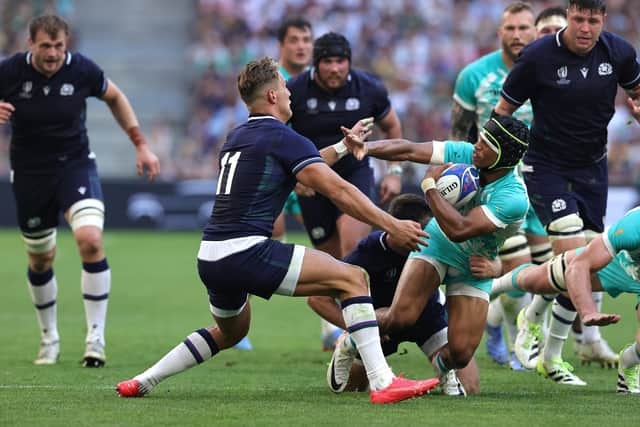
<box><xmin>1</xmin><ymin>229</ymin><xmax>639</xmax><ymax>426</ymax></box>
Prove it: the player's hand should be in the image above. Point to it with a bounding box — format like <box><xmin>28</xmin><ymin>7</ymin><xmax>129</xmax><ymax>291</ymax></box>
<box><xmin>389</xmin><ymin>219</ymin><xmax>429</xmax><ymax>252</ymax></box>
<box><xmin>0</xmin><ymin>102</ymin><xmax>15</xmax><ymax>124</ymax></box>
<box><xmin>469</xmin><ymin>255</ymin><xmax>502</xmax><ymax>278</ymax></box>
<box><xmin>424</xmin><ymin>162</ymin><xmax>452</xmax><ymax>181</ymax></box>
<box><xmin>582</xmin><ymin>312</ymin><xmax>621</xmax><ymax>326</ymax></box>
<box><xmin>136</xmin><ymin>144</ymin><xmax>160</xmax><ymax>181</ymax></box>
<box><xmin>626</xmin><ymin>96</ymin><xmax>640</xmax><ymax>123</ymax></box>
<box><xmin>378</xmin><ymin>174</ymin><xmax>401</xmax><ymax>205</ymax></box>
<box><xmin>340</xmin><ymin>125</ymin><xmax>368</xmax><ymax>161</ymax></box>
<box><xmin>294</xmin><ymin>182</ymin><xmax>315</xmax><ymax>197</ymax></box>
<box><xmin>350</xmin><ymin>117</ymin><xmax>374</xmax><ymax>140</ymax></box>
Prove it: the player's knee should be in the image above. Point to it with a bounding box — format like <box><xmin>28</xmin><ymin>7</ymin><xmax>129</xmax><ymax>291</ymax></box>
<box><xmin>584</xmin><ymin>229</ymin><xmax>599</xmax><ymax>243</ymax></box>
<box><xmin>22</xmin><ymin>228</ymin><xmax>57</xmax><ymax>256</ymax></box>
<box><xmin>28</xmin><ymin>250</ymin><xmax>56</xmax><ymax>272</ymax></box>
<box><xmin>547</xmin><ymin>253</ymin><xmax>569</xmax><ymax>293</ymax></box>
<box><xmin>75</xmin><ymin>227</ymin><xmax>104</xmax><ymax>258</ymax></box>
<box><xmin>499</xmin><ymin>232</ymin><xmax>529</xmax><ymax>262</ymax></box>
<box><xmin>546</xmin><ymin>214</ymin><xmax>584</xmax><ymax>243</ymax></box>
<box><xmin>343</xmin><ymin>265</ymin><xmax>370</xmax><ymax>296</ymax></box>
<box><xmin>67</xmin><ymin>199</ymin><xmax>105</xmax><ymax>232</ymax></box>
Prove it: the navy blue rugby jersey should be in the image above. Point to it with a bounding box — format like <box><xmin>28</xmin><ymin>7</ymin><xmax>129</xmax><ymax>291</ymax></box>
<box><xmin>0</xmin><ymin>51</ymin><xmax>107</xmax><ymax>172</ymax></box>
<box><xmin>287</xmin><ymin>68</ymin><xmax>391</xmax><ymax>176</ymax></box>
<box><xmin>341</xmin><ymin>230</ymin><xmax>419</xmax><ymax>309</ymax></box>
<box><xmin>203</xmin><ymin>116</ymin><xmax>323</xmax><ymax>240</ymax></box>
<box><xmin>501</xmin><ymin>30</ymin><xmax>640</xmax><ymax>168</ymax></box>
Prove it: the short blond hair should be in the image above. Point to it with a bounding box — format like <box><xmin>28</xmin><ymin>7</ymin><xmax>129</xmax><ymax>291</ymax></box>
<box><xmin>29</xmin><ymin>15</ymin><xmax>70</xmax><ymax>41</ymax></box>
<box><xmin>503</xmin><ymin>1</ymin><xmax>534</xmax><ymax>16</ymax></box>
<box><xmin>237</xmin><ymin>57</ymin><xmax>280</xmax><ymax>105</ymax></box>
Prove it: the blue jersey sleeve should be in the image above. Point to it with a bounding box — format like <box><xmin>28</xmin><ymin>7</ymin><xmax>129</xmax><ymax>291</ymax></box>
<box><xmin>615</xmin><ymin>39</ymin><xmax>640</xmax><ymax>90</ymax></box>
<box><xmin>501</xmin><ymin>47</ymin><xmax>536</xmax><ymax>106</ymax></box>
<box><xmin>443</xmin><ymin>140</ymin><xmax>474</xmax><ymax>164</ymax></box>
<box><xmin>368</xmin><ymin>75</ymin><xmax>392</xmax><ymax>122</ymax></box>
<box><xmin>276</xmin><ymin>127</ymin><xmax>324</xmax><ymax>175</ymax></box>
<box><xmin>453</xmin><ymin>64</ymin><xmax>479</xmax><ymax>111</ymax></box>
<box><xmin>79</xmin><ymin>54</ymin><xmax>108</xmax><ymax>98</ymax></box>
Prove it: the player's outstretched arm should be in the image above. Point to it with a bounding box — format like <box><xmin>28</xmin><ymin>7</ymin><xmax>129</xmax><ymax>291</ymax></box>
<box><xmin>376</xmin><ymin>108</ymin><xmax>403</xmax><ymax>205</ymax></box>
<box><xmin>565</xmin><ymin>236</ymin><xmax>620</xmax><ymax>326</ymax></box>
<box><xmin>493</xmin><ymin>97</ymin><xmax>519</xmax><ymax>117</ymax></box>
<box><xmin>0</xmin><ymin>101</ymin><xmax>15</xmax><ymax>125</ymax></box>
<box><xmin>320</xmin><ymin>117</ymin><xmax>373</xmax><ymax>166</ymax></box>
<box><xmin>100</xmin><ymin>79</ymin><xmax>160</xmax><ymax>181</ymax></box>
<box><xmin>340</xmin><ymin>126</ymin><xmax>434</xmax><ymax>164</ymax></box>
<box><xmin>296</xmin><ymin>162</ymin><xmax>429</xmax><ymax>252</ymax></box>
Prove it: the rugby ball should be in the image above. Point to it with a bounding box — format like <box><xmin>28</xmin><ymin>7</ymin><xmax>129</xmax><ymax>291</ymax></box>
<box><xmin>435</xmin><ymin>163</ymin><xmax>479</xmax><ymax>208</ymax></box>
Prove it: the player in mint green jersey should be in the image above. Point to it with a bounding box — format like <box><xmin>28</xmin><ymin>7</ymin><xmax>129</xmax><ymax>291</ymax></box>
<box><xmin>491</xmin><ymin>206</ymin><xmax>640</xmax><ymax>393</ymax></box>
<box><xmin>451</xmin><ymin>2</ymin><xmax>541</xmax><ymax>369</ymax></box>
<box><xmin>341</xmin><ymin>115</ymin><xmax>530</xmax><ymax>387</ymax></box>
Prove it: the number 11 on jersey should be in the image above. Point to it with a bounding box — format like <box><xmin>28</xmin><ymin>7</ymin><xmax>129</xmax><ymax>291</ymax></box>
<box><xmin>216</xmin><ymin>152</ymin><xmax>241</xmax><ymax>195</ymax></box>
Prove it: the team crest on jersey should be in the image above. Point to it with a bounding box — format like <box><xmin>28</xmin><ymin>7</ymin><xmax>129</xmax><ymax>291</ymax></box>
<box><xmin>60</xmin><ymin>83</ymin><xmax>74</xmax><ymax>96</ymax></box>
<box><xmin>345</xmin><ymin>98</ymin><xmax>360</xmax><ymax>111</ymax></box>
<box><xmin>598</xmin><ymin>62</ymin><xmax>613</xmax><ymax>76</ymax></box>
<box><xmin>556</xmin><ymin>66</ymin><xmax>570</xmax><ymax>85</ymax></box>
<box><xmin>19</xmin><ymin>81</ymin><xmax>32</xmax><ymax>98</ymax></box>
<box><xmin>551</xmin><ymin>198</ymin><xmax>567</xmax><ymax>213</ymax></box>
<box><xmin>306</xmin><ymin>98</ymin><xmax>318</xmax><ymax>111</ymax></box>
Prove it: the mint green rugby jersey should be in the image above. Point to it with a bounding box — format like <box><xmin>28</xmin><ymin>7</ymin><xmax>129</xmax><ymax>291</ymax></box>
<box><xmin>453</xmin><ymin>50</ymin><xmax>533</xmax><ymax>129</ymax></box>
<box><xmin>425</xmin><ymin>141</ymin><xmax>529</xmax><ymax>267</ymax></box>
<box><xmin>600</xmin><ymin>207</ymin><xmax>640</xmax><ymax>300</ymax></box>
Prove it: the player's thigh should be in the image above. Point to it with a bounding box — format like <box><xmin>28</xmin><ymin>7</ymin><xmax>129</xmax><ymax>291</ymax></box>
<box><xmin>295</xmin><ymin>246</ymin><xmax>365</xmax><ymax>298</ymax></box>
<box><xmin>11</xmin><ymin>170</ymin><xmax>61</xmax><ymax>232</ymax></box>
<box><xmin>446</xmin><ymin>294</ymin><xmax>488</xmax><ymax>357</ymax></box>
<box><xmin>389</xmin><ymin>258</ymin><xmax>441</xmax><ymax>323</ymax></box>
<box><xmin>298</xmin><ymin>192</ymin><xmax>339</xmax><ymax>247</ymax></box>
<box><xmin>523</xmin><ymin>167</ymin><xmax>579</xmax><ymax>228</ymax></box>
<box><xmin>572</xmin><ymin>159</ymin><xmax>608</xmax><ymax>233</ymax></box>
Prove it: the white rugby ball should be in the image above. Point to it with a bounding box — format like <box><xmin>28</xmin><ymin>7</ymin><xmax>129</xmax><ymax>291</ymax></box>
<box><xmin>435</xmin><ymin>163</ymin><xmax>480</xmax><ymax>208</ymax></box>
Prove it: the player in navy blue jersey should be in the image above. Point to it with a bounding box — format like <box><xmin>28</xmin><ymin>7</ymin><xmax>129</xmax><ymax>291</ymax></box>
<box><xmin>495</xmin><ymin>0</ymin><xmax>640</xmax><ymax>384</ymax></box>
<box><xmin>116</xmin><ymin>57</ymin><xmax>439</xmax><ymax>404</ymax></box>
<box><xmin>287</xmin><ymin>32</ymin><xmax>403</xmax><ymax>261</ymax></box>
<box><xmin>0</xmin><ymin>15</ymin><xmax>160</xmax><ymax>367</ymax></box>
<box><xmin>308</xmin><ymin>194</ymin><xmax>480</xmax><ymax>396</ymax></box>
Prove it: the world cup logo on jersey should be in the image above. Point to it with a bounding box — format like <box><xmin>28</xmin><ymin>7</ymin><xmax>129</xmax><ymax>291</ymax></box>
<box><xmin>19</xmin><ymin>81</ymin><xmax>32</xmax><ymax>98</ymax></box>
<box><xmin>556</xmin><ymin>66</ymin><xmax>570</xmax><ymax>85</ymax></box>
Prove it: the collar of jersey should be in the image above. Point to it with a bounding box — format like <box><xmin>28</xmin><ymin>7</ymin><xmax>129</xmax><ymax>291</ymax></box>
<box><xmin>26</xmin><ymin>51</ymin><xmax>72</xmax><ymax>66</ymax></box>
<box><xmin>247</xmin><ymin>115</ymin><xmax>278</xmax><ymax>122</ymax></box>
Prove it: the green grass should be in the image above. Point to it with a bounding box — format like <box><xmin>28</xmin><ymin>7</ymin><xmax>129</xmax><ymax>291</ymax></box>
<box><xmin>1</xmin><ymin>229</ymin><xmax>639</xmax><ymax>426</ymax></box>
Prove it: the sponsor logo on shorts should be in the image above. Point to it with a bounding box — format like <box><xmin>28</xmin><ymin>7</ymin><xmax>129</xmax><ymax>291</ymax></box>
<box><xmin>27</xmin><ymin>217</ymin><xmax>41</xmax><ymax>228</ymax></box>
<box><xmin>551</xmin><ymin>198</ymin><xmax>566</xmax><ymax>213</ymax></box>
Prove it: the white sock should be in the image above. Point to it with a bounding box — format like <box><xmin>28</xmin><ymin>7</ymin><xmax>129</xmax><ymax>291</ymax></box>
<box><xmin>581</xmin><ymin>292</ymin><xmax>603</xmax><ymax>343</ymax></box>
<box><xmin>136</xmin><ymin>329</ymin><xmax>219</xmax><ymax>392</ymax></box>
<box><xmin>341</xmin><ymin>296</ymin><xmax>393</xmax><ymax>391</ymax></box>
<box><xmin>81</xmin><ymin>259</ymin><xmax>111</xmax><ymax>345</ymax></box>
<box><xmin>544</xmin><ymin>300</ymin><xmax>577</xmax><ymax>361</ymax></box>
<box><xmin>621</xmin><ymin>343</ymin><xmax>640</xmax><ymax>369</ymax></box>
<box><xmin>500</xmin><ymin>294</ymin><xmax>531</xmax><ymax>348</ymax></box>
<box><xmin>28</xmin><ymin>268</ymin><xmax>59</xmax><ymax>344</ymax></box>
<box><xmin>526</xmin><ymin>294</ymin><xmax>556</xmax><ymax>324</ymax></box>
<box><xmin>486</xmin><ymin>298</ymin><xmax>503</xmax><ymax>328</ymax></box>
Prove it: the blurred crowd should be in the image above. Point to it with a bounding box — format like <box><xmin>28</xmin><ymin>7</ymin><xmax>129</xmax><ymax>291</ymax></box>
<box><xmin>1</xmin><ymin>1</ymin><xmax>639</xmax><ymax>185</ymax></box>
<box><xmin>185</xmin><ymin>0</ymin><xmax>640</xmax><ymax>185</ymax></box>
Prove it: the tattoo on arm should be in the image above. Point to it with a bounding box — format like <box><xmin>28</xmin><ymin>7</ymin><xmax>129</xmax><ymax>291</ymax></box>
<box><xmin>449</xmin><ymin>103</ymin><xmax>477</xmax><ymax>141</ymax></box>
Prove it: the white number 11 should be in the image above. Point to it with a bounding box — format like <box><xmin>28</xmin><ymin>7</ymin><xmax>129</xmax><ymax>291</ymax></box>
<box><xmin>216</xmin><ymin>151</ymin><xmax>241</xmax><ymax>195</ymax></box>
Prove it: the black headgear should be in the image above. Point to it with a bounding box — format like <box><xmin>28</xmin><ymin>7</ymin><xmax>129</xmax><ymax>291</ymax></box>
<box><xmin>479</xmin><ymin>115</ymin><xmax>529</xmax><ymax>171</ymax></box>
<box><xmin>313</xmin><ymin>32</ymin><xmax>351</xmax><ymax>67</ymax></box>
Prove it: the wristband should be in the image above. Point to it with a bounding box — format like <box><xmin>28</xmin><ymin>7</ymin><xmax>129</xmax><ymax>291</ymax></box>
<box><xmin>420</xmin><ymin>177</ymin><xmax>436</xmax><ymax>194</ymax></box>
<box><xmin>386</xmin><ymin>164</ymin><xmax>403</xmax><ymax>176</ymax></box>
<box><xmin>333</xmin><ymin>140</ymin><xmax>348</xmax><ymax>159</ymax></box>
<box><xmin>127</xmin><ymin>126</ymin><xmax>147</xmax><ymax>147</ymax></box>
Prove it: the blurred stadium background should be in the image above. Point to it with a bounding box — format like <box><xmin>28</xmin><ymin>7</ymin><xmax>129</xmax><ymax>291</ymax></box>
<box><xmin>0</xmin><ymin>0</ymin><xmax>639</xmax><ymax>229</ymax></box>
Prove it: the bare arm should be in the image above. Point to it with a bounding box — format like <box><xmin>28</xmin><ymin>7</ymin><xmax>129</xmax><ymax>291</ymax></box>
<box><xmin>100</xmin><ymin>80</ymin><xmax>160</xmax><ymax>180</ymax></box>
<box><xmin>307</xmin><ymin>296</ymin><xmax>347</xmax><ymax>330</ymax></box>
<box><xmin>423</xmin><ymin>164</ymin><xmax>497</xmax><ymax>242</ymax></box>
<box><xmin>626</xmin><ymin>84</ymin><xmax>640</xmax><ymax>123</ymax></box>
<box><xmin>449</xmin><ymin>102</ymin><xmax>477</xmax><ymax>140</ymax></box>
<box><xmin>296</xmin><ymin>162</ymin><xmax>429</xmax><ymax>252</ymax></box>
<box><xmin>0</xmin><ymin>102</ymin><xmax>15</xmax><ymax>125</ymax></box>
<box><xmin>564</xmin><ymin>236</ymin><xmax>620</xmax><ymax>326</ymax></box>
<box><xmin>377</xmin><ymin>108</ymin><xmax>403</xmax><ymax>204</ymax></box>
<box><xmin>494</xmin><ymin>96</ymin><xmax>519</xmax><ymax>117</ymax></box>
<box><xmin>319</xmin><ymin>117</ymin><xmax>373</xmax><ymax>166</ymax></box>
